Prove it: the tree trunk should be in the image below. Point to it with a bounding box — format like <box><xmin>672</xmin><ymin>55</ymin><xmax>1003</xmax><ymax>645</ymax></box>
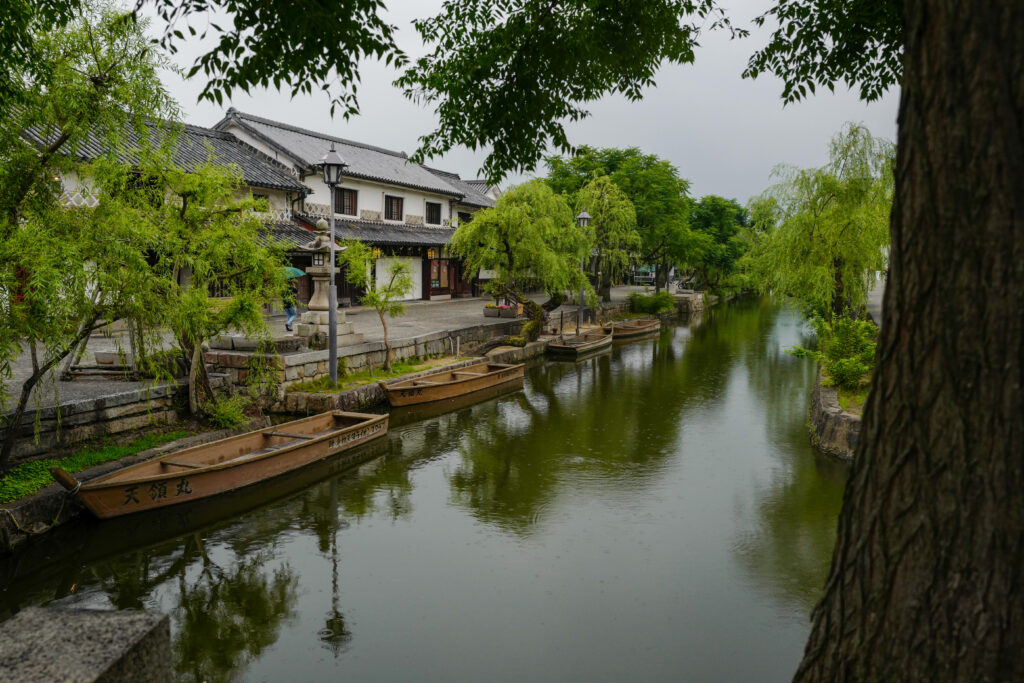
<box><xmin>795</xmin><ymin>2</ymin><xmax>1024</xmax><ymax>680</ymax></box>
<box><xmin>0</xmin><ymin>319</ymin><xmax>99</xmax><ymax>474</ymax></box>
<box><xmin>379</xmin><ymin>313</ymin><xmax>392</xmax><ymax>371</ymax></box>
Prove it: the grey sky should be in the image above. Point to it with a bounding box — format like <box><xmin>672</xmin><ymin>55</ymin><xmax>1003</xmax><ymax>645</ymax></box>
<box><xmin>149</xmin><ymin>0</ymin><xmax>899</xmax><ymax>204</ymax></box>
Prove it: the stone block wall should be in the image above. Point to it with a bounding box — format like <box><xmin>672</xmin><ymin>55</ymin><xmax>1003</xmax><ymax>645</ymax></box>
<box><xmin>1</xmin><ymin>384</ymin><xmax>179</xmax><ymax>461</ymax></box>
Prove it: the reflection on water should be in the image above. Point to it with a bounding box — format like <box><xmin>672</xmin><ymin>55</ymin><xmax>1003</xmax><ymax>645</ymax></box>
<box><xmin>0</xmin><ymin>298</ymin><xmax>847</xmax><ymax>682</ymax></box>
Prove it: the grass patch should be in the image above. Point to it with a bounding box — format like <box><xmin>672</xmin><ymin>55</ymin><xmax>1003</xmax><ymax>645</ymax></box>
<box><xmin>0</xmin><ymin>430</ymin><xmax>188</xmax><ymax>505</ymax></box>
<box><xmin>286</xmin><ymin>356</ymin><xmax>472</xmax><ymax>394</ymax></box>
<box><xmin>837</xmin><ymin>386</ymin><xmax>869</xmax><ymax>415</ymax></box>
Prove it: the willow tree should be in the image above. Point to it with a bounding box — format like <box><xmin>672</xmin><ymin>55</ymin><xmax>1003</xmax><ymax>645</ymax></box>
<box><xmin>746</xmin><ymin>123</ymin><xmax>893</xmax><ymax>318</ymax></box>
<box><xmin>449</xmin><ymin>180</ymin><xmax>590</xmax><ymax>342</ymax></box>
<box><xmin>576</xmin><ymin>176</ymin><xmax>639</xmax><ymax>302</ymax></box>
<box><xmin>0</xmin><ymin>5</ymin><xmax>176</xmax><ymax>473</ymax></box>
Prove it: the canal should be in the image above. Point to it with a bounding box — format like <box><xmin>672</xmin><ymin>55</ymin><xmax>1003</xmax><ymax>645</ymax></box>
<box><xmin>0</xmin><ymin>298</ymin><xmax>848</xmax><ymax>681</ymax></box>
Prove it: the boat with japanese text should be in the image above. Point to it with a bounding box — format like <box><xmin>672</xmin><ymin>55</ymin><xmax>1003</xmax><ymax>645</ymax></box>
<box><xmin>380</xmin><ymin>360</ymin><xmax>524</xmax><ymax>406</ymax></box>
<box><xmin>49</xmin><ymin>411</ymin><xmax>388</xmax><ymax>519</ymax></box>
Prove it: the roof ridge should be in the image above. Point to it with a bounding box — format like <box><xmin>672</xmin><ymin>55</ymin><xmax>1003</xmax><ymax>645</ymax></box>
<box><xmin>225</xmin><ymin>109</ymin><xmax>411</xmax><ymax>160</ymax></box>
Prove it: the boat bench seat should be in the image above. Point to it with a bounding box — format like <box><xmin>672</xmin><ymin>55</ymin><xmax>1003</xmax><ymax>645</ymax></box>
<box><xmin>413</xmin><ymin>380</ymin><xmax>442</xmax><ymax>386</ymax></box>
<box><xmin>161</xmin><ymin>459</ymin><xmax>203</xmax><ymax>469</ymax></box>
<box><xmin>453</xmin><ymin>371</ymin><xmax>486</xmax><ymax>376</ymax></box>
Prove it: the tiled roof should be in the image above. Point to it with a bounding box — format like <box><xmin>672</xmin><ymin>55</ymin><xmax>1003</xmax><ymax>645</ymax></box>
<box><xmin>24</xmin><ymin>120</ymin><xmax>308</xmax><ymax>194</ymax></box>
<box><xmin>214</xmin><ymin>109</ymin><xmax>464</xmax><ymax>198</ymax></box>
<box><xmin>297</xmin><ymin>215</ymin><xmax>454</xmax><ymax>246</ymax></box>
<box><xmin>422</xmin><ymin>167</ymin><xmax>495</xmax><ymax>209</ymax></box>
<box><xmin>264</xmin><ymin>218</ymin><xmax>318</xmax><ymax>249</ymax></box>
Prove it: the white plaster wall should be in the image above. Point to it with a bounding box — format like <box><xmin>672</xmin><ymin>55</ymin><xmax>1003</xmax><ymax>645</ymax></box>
<box><xmin>312</xmin><ymin>176</ymin><xmax>453</xmax><ymax>225</ymax></box>
<box><xmin>219</xmin><ymin>125</ymin><xmax>301</xmax><ymax>174</ymax></box>
<box><xmin>376</xmin><ymin>256</ymin><xmax>422</xmax><ymax>300</ymax></box>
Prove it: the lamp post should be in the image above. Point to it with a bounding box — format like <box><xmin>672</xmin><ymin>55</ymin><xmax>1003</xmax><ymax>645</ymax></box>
<box><xmin>575</xmin><ymin>211</ymin><xmax>590</xmax><ymax>334</ymax></box>
<box><xmin>319</xmin><ymin>142</ymin><xmax>348</xmax><ymax>384</ymax></box>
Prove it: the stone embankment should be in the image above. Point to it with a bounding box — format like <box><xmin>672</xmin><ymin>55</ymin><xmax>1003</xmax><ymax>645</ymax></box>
<box><xmin>279</xmin><ymin>341</ymin><xmax>548</xmax><ymax>414</ymax></box>
<box><xmin>809</xmin><ymin>369</ymin><xmax>860</xmax><ymax>460</ymax></box>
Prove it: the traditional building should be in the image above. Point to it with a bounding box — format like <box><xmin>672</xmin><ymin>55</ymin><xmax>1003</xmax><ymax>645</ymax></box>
<box><xmin>212</xmin><ymin>109</ymin><xmax>496</xmax><ymax>302</ymax></box>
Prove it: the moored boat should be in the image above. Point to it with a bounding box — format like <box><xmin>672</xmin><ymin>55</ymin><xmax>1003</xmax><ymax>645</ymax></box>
<box><xmin>547</xmin><ymin>331</ymin><xmax>613</xmax><ymax>360</ymax></box>
<box><xmin>50</xmin><ymin>411</ymin><xmax>389</xmax><ymax>519</ymax></box>
<box><xmin>380</xmin><ymin>360</ymin><xmax>524</xmax><ymax>406</ymax></box>
<box><xmin>602</xmin><ymin>318</ymin><xmax>662</xmax><ymax>340</ymax></box>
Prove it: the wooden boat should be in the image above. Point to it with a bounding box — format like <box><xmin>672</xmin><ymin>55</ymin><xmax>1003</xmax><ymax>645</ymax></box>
<box><xmin>380</xmin><ymin>360</ymin><xmax>524</xmax><ymax>406</ymax></box>
<box><xmin>547</xmin><ymin>331</ymin><xmax>613</xmax><ymax>359</ymax></box>
<box><xmin>388</xmin><ymin>378</ymin><xmax>524</xmax><ymax>427</ymax></box>
<box><xmin>49</xmin><ymin>411</ymin><xmax>389</xmax><ymax>519</ymax></box>
<box><xmin>602</xmin><ymin>318</ymin><xmax>662</xmax><ymax>340</ymax></box>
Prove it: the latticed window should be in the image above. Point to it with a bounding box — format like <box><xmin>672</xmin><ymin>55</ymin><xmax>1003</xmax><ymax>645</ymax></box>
<box><xmin>335</xmin><ymin>188</ymin><xmax>357</xmax><ymax>215</ymax></box>
<box><xmin>384</xmin><ymin>195</ymin><xmax>403</xmax><ymax>221</ymax></box>
<box><xmin>426</xmin><ymin>201</ymin><xmax>442</xmax><ymax>225</ymax></box>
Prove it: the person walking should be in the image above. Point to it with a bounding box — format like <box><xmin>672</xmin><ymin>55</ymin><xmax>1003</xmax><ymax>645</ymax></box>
<box><xmin>283</xmin><ymin>280</ymin><xmax>299</xmax><ymax>332</ymax></box>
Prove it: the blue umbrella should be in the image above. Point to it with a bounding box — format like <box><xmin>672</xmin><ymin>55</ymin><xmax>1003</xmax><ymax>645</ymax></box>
<box><xmin>282</xmin><ymin>266</ymin><xmax>306</xmax><ymax>279</ymax></box>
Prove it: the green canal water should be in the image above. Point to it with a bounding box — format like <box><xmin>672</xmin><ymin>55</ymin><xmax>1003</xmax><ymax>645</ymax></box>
<box><xmin>0</xmin><ymin>298</ymin><xmax>848</xmax><ymax>681</ymax></box>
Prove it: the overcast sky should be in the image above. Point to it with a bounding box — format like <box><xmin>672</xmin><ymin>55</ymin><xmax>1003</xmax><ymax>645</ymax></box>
<box><xmin>147</xmin><ymin>0</ymin><xmax>899</xmax><ymax>204</ymax></box>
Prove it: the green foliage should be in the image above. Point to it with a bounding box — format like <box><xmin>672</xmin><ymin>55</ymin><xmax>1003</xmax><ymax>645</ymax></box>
<box><xmin>687</xmin><ymin>195</ymin><xmax>748</xmax><ymax>290</ymax></box>
<box><xmin>546</xmin><ymin>147</ymin><xmax>697</xmax><ymax>288</ymax></box>
<box><xmin>744</xmin><ymin>123</ymin><xmax>893</xmax><ymax>318</ymax></box>
<box><xmin>338</xmin><ymin>239</ymin><xmax>415</xmax><ymax>370</ymax></box>
<box><xmin>744</xmin><ymin>0</ymin><xmax>901</xmax><ymax>104</ymax></box>
<box><xmin>0</xmin><ymin>430</ymin><xmax>187</xmax><ymax>504</ymax></box>
<box><xmin>576</xmin><ymin>176</ymin><xmax>640</xmax><ymax>300</ymax></box>
<box><xmin>396</xmin><ymin>1</ymin><xmax>734</xmax><ymax>181</ymax></box>
<box><xmin>792</xmin><ymin>316</ymin><xmax>878</xmax><ymax>390</ymax></box>
<box><xmin>202</xmin><ymin>394</ymin><xmax>250</xmax><ymax>429</ymax></box>
<box><xmin>628</xmin><ymin>291</ymin><xmax>674</xmax><ymax>314</ymax></box>
<box><xmin>449</xmin><ymin>180</ymin><xmax>591</xmax><ymax>302</ymax></box>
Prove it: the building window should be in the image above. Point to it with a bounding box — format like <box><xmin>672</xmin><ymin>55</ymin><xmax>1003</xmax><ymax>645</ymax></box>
<box><xmin>458</xmin><ymin>211</ymin><xmax>472</xmax><ymax>225</ymax></box>
<box><xmin>335</xmin><ymin>187</ymin><xmax>357</xmax><ymax>216</ymax></box>
<box><xmin>425</xmin><ymin>201</ymin><xmax>442</xmax><ymax>225</ymax></box>
<box><xmin>384</xmin><ymin>195</ymin><xmax>403</xmax><ymax>221</ymax></box>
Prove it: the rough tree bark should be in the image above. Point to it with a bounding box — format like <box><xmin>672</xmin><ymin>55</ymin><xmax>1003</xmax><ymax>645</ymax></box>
<box><xmin>795</xmin><ymin>2</ymin><xmax>1024</xmax><ymax>681</ymax></box>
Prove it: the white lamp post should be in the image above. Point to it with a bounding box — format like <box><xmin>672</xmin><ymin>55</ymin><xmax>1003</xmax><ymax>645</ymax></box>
<box><xmin>575</xmin><ymin>211</ymin><xmax>591</xmax><ymax>334</ymax></box>
<box><xmin>319</xmin><ymin>142</ymin><xmax>348</xmax><ymax>384</ymax></box>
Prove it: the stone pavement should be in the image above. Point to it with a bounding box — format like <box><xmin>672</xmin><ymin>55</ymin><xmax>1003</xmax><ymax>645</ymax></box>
<box><xmin>3</xmin><ymin>286</ymin><xmax>649</xmax><ymax>412</ymax></box>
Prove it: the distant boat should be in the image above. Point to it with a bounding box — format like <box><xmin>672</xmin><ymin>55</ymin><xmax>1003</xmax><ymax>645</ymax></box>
<box><xmin>50</xmin><ymin>411</ymin><xmax>388</xmax><ymax>519</ymax></box>
<box><xmin>547</xmin><ymin>331</ymin><xmax>613</xmax><ymax>360</ymax></box>
<box><xmin>380</xmin><ymin>360</ymin><xmax>524</xmax><ymax>406</ymax></box>
<box><xmin>602</xmin><ymin>318</ymin><xmax>662</xmax><ymax>340</ymax></box>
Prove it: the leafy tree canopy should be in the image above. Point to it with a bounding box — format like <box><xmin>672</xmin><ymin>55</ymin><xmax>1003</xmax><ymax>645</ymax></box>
<box><xmin>546</xmin><ymin>146</ymin><xmax>697</xmax><ymax>288</ymax></box>
<box><xmin>575</xmin><ymin>175</ymin><xmax>639</xmax><ymax>301</ymax></box>
<box><xmin>449</xmin><ymin>179</ymin><xmax>590</xmax><ymax>302</ymax></box>
<box><xmin>1</xmin><ymin>0</ymin><xmax>900</xmax><ymax>181</ymax></box>
<box><xmin>744</xmin><ymin>122</ymin><xmax>893</xmax><ymax>318</ymax></box>
<box><xmin>686</xmin><ymin>195</ymin><xmax>748</xmax><ymax>290</ymax></box>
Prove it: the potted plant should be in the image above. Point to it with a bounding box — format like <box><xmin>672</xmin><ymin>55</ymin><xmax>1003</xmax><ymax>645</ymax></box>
<box><xmin>498</xmin><ymin>304</ymin><xmax>517</xmax><ymax>318</ymax></box>
<box><xmin>483</xmin><ymin>303</ymin><xmax>500</xmax><ymax>317</ymax></box>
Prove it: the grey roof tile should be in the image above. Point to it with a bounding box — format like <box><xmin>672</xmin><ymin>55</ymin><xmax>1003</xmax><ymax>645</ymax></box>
<box><xmin>296</xmin><ymin>214</ymin><xmax>454</xmax><ymax>246</ymax></box>
<box><xmin>215</xmin><ymin>109</ymin><xmax>464</xmax><ymax>198</ymax></box>
<box><xmin>24</xmin><ymin>120</ymin><xmax>308</xmax><ymax>193</ymax></box>
<box><xmin>422</xmin><ymin>166</ymin><xmax>495</xmax><ymax>208</ymax></box>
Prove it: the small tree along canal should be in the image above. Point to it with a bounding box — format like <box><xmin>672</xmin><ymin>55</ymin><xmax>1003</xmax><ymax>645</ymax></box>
<box><xmin>0</xmin><ymin>298</ymin><xmax>847</xmax><ymax>681</ymax></box>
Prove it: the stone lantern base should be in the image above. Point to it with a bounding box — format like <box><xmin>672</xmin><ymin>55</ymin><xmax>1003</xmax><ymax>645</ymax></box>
<box><xmin>294</xmin><ymin>310</ymin><xmax>363</xmax><ymax>346</ymax></box>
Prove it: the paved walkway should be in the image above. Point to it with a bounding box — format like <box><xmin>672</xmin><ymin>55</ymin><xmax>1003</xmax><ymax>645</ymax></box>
<box><xmin>867</xmin><ymin>278</ymin><xmax>885</xmax><ymax>327</ymax></box>
<box><xmin>4</xmin><ymin>286</ymin><xmax>649</xmax><ymax>412</ymax></box>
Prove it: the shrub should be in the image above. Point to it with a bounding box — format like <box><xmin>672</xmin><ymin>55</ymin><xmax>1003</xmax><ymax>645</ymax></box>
<box><xmin>792</xmin><ymin>316</ymin><xmax>878</xmax><ymax>390</ymax></box>
<box><xmin>628</xmin><ymin>291</ymin><xmax>674</xmax><ymax>314</ymax></box>
<box><xmin>203</xmin><ymin>394</ymin><xmax>251</xmax><ymax>429</ymax></box>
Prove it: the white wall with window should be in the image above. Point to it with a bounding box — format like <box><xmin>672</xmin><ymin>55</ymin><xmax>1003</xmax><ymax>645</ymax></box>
<box><xmin>375</xmin><ymin>256</ymin><xmax>422</xmax><ymax>301</ymax></box>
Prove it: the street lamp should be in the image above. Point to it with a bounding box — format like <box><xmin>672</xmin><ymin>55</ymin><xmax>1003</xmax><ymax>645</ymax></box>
<box><xmin>320</xmin><ymin>142</ymin><xmax>348</xmax><ymax>384</ymax></box>
<box><xmin>575</xmin><ymin>211</ymin><xmax>590</xmax><ymax>334</ymax></box>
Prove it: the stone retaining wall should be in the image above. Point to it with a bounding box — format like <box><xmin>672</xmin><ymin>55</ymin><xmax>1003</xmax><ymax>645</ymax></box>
<box><xmin>1</xmin><ymin>384</ymin><xmax>180</xmax><ymax>462</ymax></box>
<box><xmin>276</xmin><ymin>341</ymin><xmax>549</xmax><ymax>415</ymax></box>
<box><xmin>208</xmin><ymin>319</ymin><xmax>526</xmax><ymax>389</ymax></box>
<box><xmin>809</xmin><ymin>368</ymin><xmax>861</xmax><ymax>460</ymax></box>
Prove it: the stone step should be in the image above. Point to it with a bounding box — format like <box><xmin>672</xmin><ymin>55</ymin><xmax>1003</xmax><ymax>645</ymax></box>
<box><xmin>294</xmin><ymin>321</ymin><xmax>355</xmax><ymax>337</ymax></box>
